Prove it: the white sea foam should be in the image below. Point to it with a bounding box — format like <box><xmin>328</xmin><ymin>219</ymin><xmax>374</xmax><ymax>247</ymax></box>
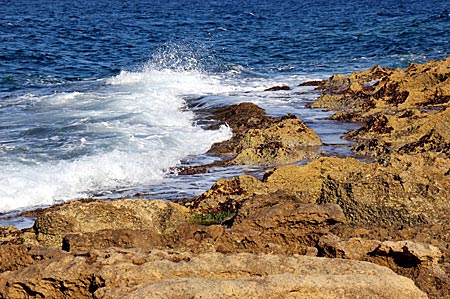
<box><xmin>0</xmin><ymin>68</ymin><xmax>232</xmax><ymax>213</ymax></box>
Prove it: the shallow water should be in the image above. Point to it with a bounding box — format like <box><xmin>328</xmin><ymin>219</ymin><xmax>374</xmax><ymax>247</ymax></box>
<box><xmin>1</xmin><ymin>0</ymin><xmax>449</xmax><ymax>227</ymax></box>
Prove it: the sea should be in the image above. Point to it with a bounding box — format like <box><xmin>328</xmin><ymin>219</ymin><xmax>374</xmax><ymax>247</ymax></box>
<box><xmin>1</xmin><ymin>0</ymin><xmax>449</xmax><ymax>228</ymax></box>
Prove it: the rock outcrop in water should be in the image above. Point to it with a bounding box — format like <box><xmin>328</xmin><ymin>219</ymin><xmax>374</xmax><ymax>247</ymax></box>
<box><xmin>206</xmin><ymin>102</ymin><xmax>322</xmax><ymax>165</ymax></box>
<box><xmin>2</xmin><ymin>58</ymin><xmax>450</xmax><ymax>299</ymax></box>
<box><xmin>309</xmin><ymin>57</ymin><xmax>450</xmax><ymax>161</ymax></box>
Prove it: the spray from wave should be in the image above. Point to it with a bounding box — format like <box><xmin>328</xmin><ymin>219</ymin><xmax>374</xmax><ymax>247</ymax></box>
<box><xmin>0</xmin><ymin>50</ymin><xmax>233</xmax><ymax>214</ymax></box>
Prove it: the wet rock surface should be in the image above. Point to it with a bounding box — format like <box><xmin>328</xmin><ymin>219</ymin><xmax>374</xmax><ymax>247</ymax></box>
<box><xmin>2</xmin><ymin>58</ymin><xmax>450</xmax><ymax>298</ymax></box>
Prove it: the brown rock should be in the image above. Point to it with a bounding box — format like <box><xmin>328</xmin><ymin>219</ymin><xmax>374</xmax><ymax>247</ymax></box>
<box><xmin>298</xmin><ymin>80</ymin><xmax>325</xmax><ymax>87</ymax></box>
<box><xmin>192</xmin><ymin>154</ymin><xmax>450</xmax><ymax>226</ymax></box>
<box><xmin>206</xmin><ymin>102</ymin><xmax>277</xmax><ymax>155</ymax></box>
<box><xmin>62</xmin><ymin>229</ymin><xmax>165</xmax><ymax>253</ymax></box>
<box><xmin>317</xmin><ymin>233</ymin><xmax>449</xmax><ymax>299</ymax></box>
<box><xmin>374</xmin><ymin>240</ymin><xmax>442</xmax><ymax>266</ymax></box>
<box><xmin>33</xmin><ymin>199</ymin><xmax>190</xmax><ymax>248</ymax></box>
<box><xmin>234</xmin><ymin>193</ymin><xmax>346</xmax><ymax>230</ymax></box>
<box><xmin>0</xmin><ymin>244</ymin><xmax>64</xmax><ymax>273</ymax></box>
<box><xmin>264</xmin><ymin>85</ymin><xmax>291</xmax><ymax>91</ymax></box>
<box><xmin>318</xmin><ymin>234</ymin><xmax>381</xmax><ymax>260</ymax></box>
<box><xmin>47</xmin><ymin>190</ymin><xmax>346</xmax><ymax>256</ymax></box>
<box><xmin>0</xmin><ymin>226</ymin><xmax>23</xmax><ymax>245</ymax></box>
<box><xmin>204</xmin><ymin>102</ymin><xmax>322</xmax><ymax>165</ymax></box>
<box><xmin>210</xmin><ymin>192</ymin><xmax>346</xmax><ymax>255</ymax></box>
<box><xmin>0</xmin><ymin>247</ymin><xmax>427</xmax><ymax>299</ymax></box>
<box><xmin>318</xmin><ymin>235</ymin><xmax>443</xmax><ymax>266</ymax></box>
<box><xmin>309</xmin><ymin>57</ymin><xmax>450</xmax><ymax>159</ymax></box>
<box><xmin>0</xmin><ymin>225</ymin><xmax>39</xmax><ymax>246</ymax></box>
<box><xmin>230</xmin><ymin>114</ymin><xmax>322</xmax><ymax>165</ymax></box>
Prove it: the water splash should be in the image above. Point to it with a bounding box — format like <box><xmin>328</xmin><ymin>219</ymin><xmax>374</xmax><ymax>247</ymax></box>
<box><xmin>0</xmin><ymin>57</ymin><xmax>233</xmax><ymax>213</ymax></box>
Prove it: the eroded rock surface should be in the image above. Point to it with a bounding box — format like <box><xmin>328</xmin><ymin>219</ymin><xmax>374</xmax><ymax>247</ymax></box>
<box><xmin>308</xmin><ymin>57</ymin><xmax>450</xmax><ymax>160</ymax></box>
<box><xmin>231</xmin><ymin>114</ymin><xmax>322</xmax><ymax>165</ymax></box>
<box><xmin>0</xmin><ymin>246</ymin><xmax>427</xmax><ymax>299</ymax></box>
<box><xmin>204</xmin><ymin>102</ymin><xmax>322</xmax><ymax>165</ymax></box>
<box><xmin>33</xmin><ymin>199</ymin><xmax>190</xmax><ymax>248</ymax></box>
<box><xmin>191</xmin><ymin>154</ymin><xmax>450</xmax><ymax>226</ymax></box>
<box><xmin>10</xmin><ymin>152</ymin><xmax>447</xmax><ymax>298</ymax></box>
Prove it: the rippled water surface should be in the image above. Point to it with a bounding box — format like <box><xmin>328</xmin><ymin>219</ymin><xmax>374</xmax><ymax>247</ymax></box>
<box><xmin>1</xmin><ymin>0</ymin><xmax>449</xmax><ymax>225</ymax></box>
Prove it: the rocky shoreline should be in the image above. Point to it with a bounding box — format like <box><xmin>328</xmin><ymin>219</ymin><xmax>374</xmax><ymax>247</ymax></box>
<box><xmin>1</xmin><ymin>58</ymin><xmax>449</xmax><ymax>298</ymax></box>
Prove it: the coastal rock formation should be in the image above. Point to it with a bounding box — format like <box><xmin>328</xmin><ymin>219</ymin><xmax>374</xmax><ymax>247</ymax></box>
<box><xmin>26</xmin><ymin>192</ymin><xmax>346</xmax><ymax>255</ymax></box>
<box><xmin>3</xmin><ymin>188</ymin><xmax>448</xmax><ymax>297</ymax></box>
<box><xmin>317</xmin><ymin>234</ymin><xmax>449</xmax><ymax>299</ymax></box>
<box><xmin>33</xmin><ymin>199</ymin><xmax>190</xmax><ymax>248</ymax></box>
<box><xmin>3</xmin><ymin>58</ymin><xmax>450</xmax><ymax>299</ymax></box>
<box><xmin>0</xmin><ymin>246</ymin><xmax>427</xmax><ymax>299</ymax></box>
<box><xmin>192</xmin><ymin>154</ymin><xmax>450</xmax><ymax>226</ymax></box>
<box><xmin>231</xmin><ymin>114</ymin><xmax>322</xmax><ymax>165</ymax></box>
<box><xmin>0</xmin><ymin>226</ymin><xmax>23</xmax><ymax>245</ymax></box>
<box><xmin>2</xmin><ymin>151</ymin><xmax>449</xmax><ymax>298</ymax></box>
<box><xmin>185</xmin><ymin>155</ymin><xmax>450</xmax><ymax>298</ymax></box>
<box><xmin>206</xmin><ymin>102</ymin><xmax>274</xmax><ymax>155</ymax></box>
<box><xmin>206</xmin><ymin>102</ymin><xmax>322</xmax><ymax>165</ymax></box>
<box><xmin>264</xmin><ymin>85</ymin><xmax>291</xmax><ymax>91</ymax></box>
<box><xmin>308</xmin><ymin>57</ymin><xmax>450</xmax><ymax>159</ymax></box>
<box><xmin>318</xmin><ymin>235</ymin><xmax>443</xmax><ymax>266</ymax></box>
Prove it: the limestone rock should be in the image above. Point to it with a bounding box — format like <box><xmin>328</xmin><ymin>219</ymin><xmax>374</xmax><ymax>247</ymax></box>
<box><xmin>208</xmin><ymin>191</ymin><xmax>346</xmax><ymax>255</ymax></box>
<box><xmin>62</xmin><ymin>229</ymin><xmax>165</xmax><ymax>253</ymax></box>
<box><xmin>309</xmin><ymin>57</ymin><xmax>450</xmax><ymax>159</ymax></box>
<box><xmin>264</xmin><ymin>85</ymin><xmax>290</xmax><ymax>91</ymax></box>
<box><xmin>233</xmin><ymin>192</ymin><xmax>346</xmax><ymax>230</ymax></box>
<box><xmin>0</xmin><ymin>244</ymin><xmax>65</xmax><ymax>273</ymax></box>
<box><xmin>192</xmin><ymin>154</ymin><xmax>450</xmax><ymax>226</ymax></box>
<box><xmin>0</xmin><ymin>225</ymin><xmax>39</xmax><ymax>247</ymax></box>
<box><xmin>205</xmin><ymin>102</ymin><xmax>322</xmax><ymax>165</ymax></box>
<box><xmin>189</xmin><ymin>174</ymin><xmax>268</xmax><ymax>212</ymax></box>
<box><xmin>230</xmin><ymin>114</ymin><xmax>322</xmax><ymax>165</ymax></box>
<box><xmin>318</xmin><ymin>234</ymin><xmax>381</xmax><ymax>260</ymax></box>
<box><xmin>317</xmin><ymin>234</ymin><xmax>449</xmax><ymax>299</ymax></box>
<box><xmin>374</xmin><ymin>240</ymin><xmax>443</xmax><ymax>266</ymax></box>
<box><xmin>0</xmin><ymin>226</ymin><xmax>23</xmax><ymax>245</ymax></box>
<box><xmin>0</xmin><ymin>247</ymin><xmax>427</xmax><ymax>299</ymax></box>
<box><xmin>318</xmin><ymin>235</ymin><xmax>442</xmax><ymax>267</ymax></box>
<box><xmin>33</xmin><ymin>199</ymin><xmax>190</xmax><ymax>248</ymax></box>
<box><xmin>55</xmin><ymin>191</ymin><xmax>346</xmax><ymax>255</ymax></box>
<box><xmin>206</xmin><ymin>102</ymin><xmax>277</xmax><ymax>155</ymax></box>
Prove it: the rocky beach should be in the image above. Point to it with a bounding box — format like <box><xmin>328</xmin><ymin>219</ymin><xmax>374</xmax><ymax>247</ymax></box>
<box><xmin>1</xmin><ymin>57</ymin><xmax>449</xmax><ymax>298</ymax></box>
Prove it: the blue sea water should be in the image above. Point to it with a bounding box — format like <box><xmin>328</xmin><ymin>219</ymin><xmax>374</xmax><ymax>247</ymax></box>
<box><xmin>1</xmin><ymin>0</ymin><xmax>450</xmax><ymax>226</ymax></box>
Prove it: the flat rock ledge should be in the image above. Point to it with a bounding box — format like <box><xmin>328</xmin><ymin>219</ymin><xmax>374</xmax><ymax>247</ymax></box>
<box><xmin>0</xmin><ymin>246</ymin><xmax>426</xmax><ymax>299</ymax></box>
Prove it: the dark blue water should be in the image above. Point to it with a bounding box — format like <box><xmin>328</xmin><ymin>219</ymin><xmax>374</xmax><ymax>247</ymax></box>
<box><xmin>1</xmin><ymin>0</ymin><xmax>450</xmax><ymax>225</ymax></box>
<box><xmin>2</xmin><ymin>0</ymin><xmax>449</xmax><ymax>94</ymax></box>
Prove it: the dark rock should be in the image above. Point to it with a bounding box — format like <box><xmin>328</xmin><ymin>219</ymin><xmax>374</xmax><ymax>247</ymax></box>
<box><xmin>298</xmin><ymin>80</ymin><xmax>324</xmax><ymax>87</ymax></box>
<box><xmin>264</xmin><ymin>85</ymin><xmax>291</xmax><ymax>91</ymax></box>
